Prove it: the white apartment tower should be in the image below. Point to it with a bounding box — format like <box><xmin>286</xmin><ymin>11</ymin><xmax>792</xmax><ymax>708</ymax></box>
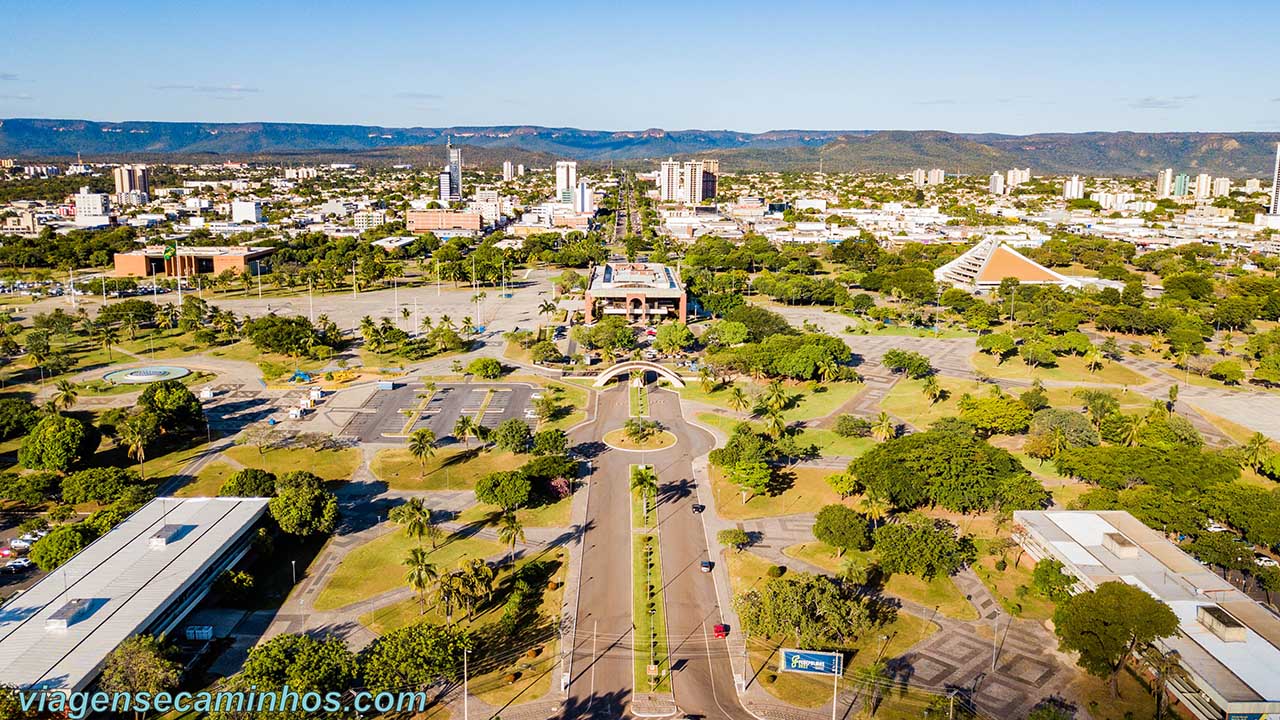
<box><xmin>989</xmin><ymin>172</ymin><xmax>1005</xmax><ymax>195</ymax></box>
<box><xmin>659</xmin><ymin>159</ymin><xmax>682</xmax><ymax>202</ymax></box>
<box><xmin>1271</xmin><ymin>143</ymin><xmax>1280</xmax><ymax>215</ymax></box>
<box><xmin>926</xmin><ymin>168</ymin><xmax>946</xmax><ymax>185</ymax></box>
<box><xmin>1005</xmin><ymin>168</ymin><xmax>1031</xmax><ymax>188</ymax></box>
<box><xmin>573</xmin><ymin>181</ymin><xmax>595</xmax><ymax>215</ymax></box>
<box><xmin>438</xmin><ymin>168</ymin><xmax>452</xmax><ymax>203</ymax></box>
<box><xmin>555</xmin><ymin>161</ymin><xmax>578</xmax><ymax>203</ymax></box>
<box><xmin>911</xmin><ymin>168</ymin><xmax>927</xmax><ymax>187</ymax></box>
<box><xmin>1212</xmin><ymin>177</ymin><xmax>1232</xmax><ymax>198</ymax></box>
<box><xmin>502</xmin><ymin>161</ymin><xmax>514</xmax><ymax>182</ymax></box>
<box><xmin>1194</xmin><ymin>173</ymin><xmax>1213</xmax><ymax>200</ymax></box>
<box><xmin>1155</xmin><ymin>168</ymin><xmax>1174</xmax><ymax>199</ymax></box>
<box><xmin>74</xmin><ymin>186</ymin><xmax>111</xmax><ymax>226</ymax></box>
<box><xmin>1063</xmin><ymin>176</ymin><xmax>1085</xmax><ymax>200</ymax></box>
<box><xmin>682</xmin><ymin>161</ymin><xmax>706</xmax><ymax>204</ymax></box>
<box><xmin>112</xmin><ymin>164</ymin><xmax>149</xmax><ymax>197</ymax></box>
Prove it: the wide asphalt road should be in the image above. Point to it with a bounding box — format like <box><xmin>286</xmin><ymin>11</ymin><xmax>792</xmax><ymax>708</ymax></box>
<box><xmin>565</xmin><ymin>383</ymin><xmax>636</xmax><ymax>719</ymax></box>
<box><xmin>564</xmin><ymin>378</ymin><xmax>754</xmax><ymax>719</ymax></box>
<box><xmin>648</xmin><ymin>386</ymin><xmax>756</xmax><ymax>720</ymax></box>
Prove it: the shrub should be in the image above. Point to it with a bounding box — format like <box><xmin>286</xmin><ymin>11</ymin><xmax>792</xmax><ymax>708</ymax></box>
<box><xmin>833</xmin><ymin>415</ymin><xmax>872</xmax><ymax>438</ymax></box>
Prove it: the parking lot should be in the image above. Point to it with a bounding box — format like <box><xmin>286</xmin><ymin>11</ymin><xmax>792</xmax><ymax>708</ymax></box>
<box><xmin>343</xmin><ymin>382</ymin><xmax>536</xmax><ymax>445</ymax></box>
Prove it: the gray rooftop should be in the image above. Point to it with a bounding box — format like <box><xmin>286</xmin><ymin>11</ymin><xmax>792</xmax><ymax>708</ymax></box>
<box><xmin>0</xmin><ymin>497</ymin><xmax>268</xmax><ymax>692</ymax></box>
<box><xmin>588</xmin><ymin>262</ymin><xmax>684</xmax><ymax>297</ymax></box>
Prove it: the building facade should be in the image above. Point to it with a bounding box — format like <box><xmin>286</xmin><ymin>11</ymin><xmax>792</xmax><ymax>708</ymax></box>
<box><xmin>584</xmin><ymin>262</ymin><xmax>687</xmax><ymax>324</ymax></box>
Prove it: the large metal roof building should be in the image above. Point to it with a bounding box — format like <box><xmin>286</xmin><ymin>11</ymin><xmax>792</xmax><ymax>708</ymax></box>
<box><xmin>0</xmin><ymin>497</ymin><xmax>268</xmax><ymax>693</ymax></box>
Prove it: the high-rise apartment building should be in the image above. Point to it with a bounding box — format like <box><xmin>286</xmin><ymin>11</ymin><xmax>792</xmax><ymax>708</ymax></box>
<box><xmin>700</xmin><ymin>159</ymin><xmax>719</xmax><ymax>200</ymax></box>
<box><xmin>112</xmin><ymin>164</ymin><xmax>150</xmax><ymax>197</ymax></box>
<box><xmin>1211</xmin><ymin>177</ymin><xmax>1232</xmax><ymax>198</ymax></box>
<box><xmin>926</xmin><ymin>168</ymin><xmax>945</xmax><ymax>185</ymax></box>
<box><xmin>1063</xmin><ymin>175</ymin><xmax>1085</xmax><ymax>200</ymax></box>
<box><xmin>1271</xmin><ymin>143</ymin><xmax>1280</xmax><ymax>215</ymax></box>
<box><xmin>438</xmin><ymin>168</ymin><xmax>453</xmax><ymax>203</ymax></box>
<box><xmin>502</xmin><ymin>161</ymin><xmax>514</xmax><ymax>182</ymax></box>
<box><xmin>911</xmin><ymin>168</ymin><xmax>927</xmax><ymax>187</ymax></box>
<box><xmin>655</xmin><ymin>159</ymin><xmax>719</xmax><ymax>204</ymax></box>
<box><xmin>682</xmin><ymin>161</ymin><xmax>706</xmax><ymax>204</ymax></box>
<box><xmin>1005</xmin><ymin>168</ymin><xmax>1031</xmax><ymax>188</ymax></box>
<box><xmin>1173</xmin><ymin>174</ymin><xmax>1191</xmax><ymax>197</ymax></box>
<box><xmin>659</xmin><ymin>159</ymin><xmax>682</xmax><ymax>202</ymax></box>
<box><xmin>517</xmin><ymin>164</ymin><xmax>526</xmax><ymax>176</ymax></box>
<box><xmin>989</xmin><ymin>172</ymin><xmax>1005</xmax><ymax>195</ymax></box>
<box><xmin>1155</xmin><ymin>169</ymin><xmax>1173</xmax><ymax>199</ymax></box>
<box><xmin>555</xmin><ymin>161</ymin><xmax>578</xmax><ymax>203</ymax></box>
<box><xmin>1194</xmin><ymin>173</ymin><xmax>1213</xmax><ymax>200</ymax></box>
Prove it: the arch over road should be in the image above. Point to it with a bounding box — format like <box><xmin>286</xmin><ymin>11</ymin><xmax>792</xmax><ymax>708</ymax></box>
<box><xmin>592</xmin><ymin>360</ymin><xmax>688</xmax><ymax>388</ymax></box>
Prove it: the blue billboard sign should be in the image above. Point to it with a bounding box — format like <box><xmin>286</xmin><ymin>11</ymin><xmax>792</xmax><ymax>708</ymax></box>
<box><xmin>779</xmin><ymin>649</ymin><xmax>843</xmax><ymax>676</ymax></box>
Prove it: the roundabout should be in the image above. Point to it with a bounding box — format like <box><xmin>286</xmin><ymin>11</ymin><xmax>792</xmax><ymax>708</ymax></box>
<box><xmin>602</xmin><ymin>427</ymin><xmax>678</xmax><ymax>452</ymax></box>
<box><xmin>102</xmin><ymin>365</ymin><xmax>192</xmax><ymax>385</ymax></box>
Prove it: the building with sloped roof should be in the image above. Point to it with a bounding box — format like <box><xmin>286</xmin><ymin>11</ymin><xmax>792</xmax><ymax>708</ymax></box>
<box><xmin>934</xmin><ymin>236</ymin><xmax>1080</xmax><ymax>291</ymax></box>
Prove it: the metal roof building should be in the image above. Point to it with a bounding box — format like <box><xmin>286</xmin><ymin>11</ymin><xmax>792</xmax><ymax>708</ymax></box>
<box><xmin>1014</xmin><ymin>510</ymin><xmax>1280</xmax><ymax>720</ymax></box>
<box><xmin>0</xmin><ymin>497</ymin><xmax>268</xmax><ymax>693</ymax></box>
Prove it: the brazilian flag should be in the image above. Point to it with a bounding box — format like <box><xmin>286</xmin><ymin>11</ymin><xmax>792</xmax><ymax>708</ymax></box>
<box><xmin>162</xmin><ymin>245</ymin><xmax>176</xmax><ymax>260</ymax></box>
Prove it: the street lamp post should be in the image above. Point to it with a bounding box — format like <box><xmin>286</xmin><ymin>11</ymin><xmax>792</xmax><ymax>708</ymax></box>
<box><xmin>291</xmin><ymin>559</ymin><xmax>296</xmax><ymax>585</ymax></box>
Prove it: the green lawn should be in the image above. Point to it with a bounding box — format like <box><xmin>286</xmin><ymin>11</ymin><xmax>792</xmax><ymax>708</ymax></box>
<box><xmin>634</xmin><ymin>531</ymin><xmax>671</xmax><ymax>694</ymax></box>
<box><xmin>206</xmin><ymin>341</ymin><xmax>327</xmax><ymax>382</ymax></box>
<box><xmin>971</xmin><ymin>351</ymin><xmax>1149</xmax><ymax>387</ymax></box>
<box><xmin>456</xmin><ymin>494</ymin><xmax>574</xmax><ymax>529</ymax></box>
<box><xmin>783</xmin><ymin>542</ymin><xmax>978</xmax><ymax>621</ymax></box>
<box><xmin>176</xmin><ymin>461</ymin><xmax>237</xmax><ymax>498</ymax></box>
<box><xmin>681</xmin><ymin>380</ymin><xmax>864</xmax><ymax>423</ymax></box>
<box><xmin>696</xmin><ymin>412</ymin><xmax>875</xmax><ymax>458</ymax></box>
<box><xmin>630</xmin><ymin>382</ymin><xmax>648</xmax><ymax>417</ymax></box>
<box><xmin>878</xmin><ymin>376</ymin><xmax>988</xmax><ymax>429</ymax></box>
<box><xmin>841</xmin><ymin>317</ymin><xmax>975</xmax><ymax>339</ymax></box>
<box><xmin>223</xmin><ymin>444</ymin><xmax>360</xmax><ymax>482</ymax></box>
<box><xmin>370</xmin><ymin>447</ymin><xmax>519</xmax><ymax>491</ymax></box>
<box><xmin>710</xmin><ymin>465</ymin><xmax>851</xmax><ymax>521</ymax></box>
<box><xmin>147</xmin><ymin>440</ymin><xmax>220</xmax><ymax>484</ymax></box>
<box><xmin>603</xmin><ymin>428</ymin><xmax>676</xmax><ymax>451</ymax></box>
<box><xmin>972</xmin><ymin>553</ymin><xmax>1056</xmax><ymax>620</ymax></box>
<box><xmin>315</xmin><ymin>529</ymin><xmax>505</xmax><ymax>611</ymax></box>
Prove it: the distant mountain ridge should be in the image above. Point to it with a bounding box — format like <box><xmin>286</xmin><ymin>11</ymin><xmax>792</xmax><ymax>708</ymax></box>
<box><xmin>1</xmin><ymin>118</ymin><xmax>1276</xmax><ymax>176</ymax></box>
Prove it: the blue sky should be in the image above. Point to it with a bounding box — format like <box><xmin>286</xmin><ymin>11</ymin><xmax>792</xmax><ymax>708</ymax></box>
<box><xmin>1</xmin><ymin>0</ymin><xmax>1275</xmax><ymax>133</ymax></box>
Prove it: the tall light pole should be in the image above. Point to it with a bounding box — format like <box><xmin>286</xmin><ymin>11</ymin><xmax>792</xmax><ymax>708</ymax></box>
<box><xmin>462</xmin><ymin>646</ymin><xmax>469</xmax><ymax>720</ymax></box>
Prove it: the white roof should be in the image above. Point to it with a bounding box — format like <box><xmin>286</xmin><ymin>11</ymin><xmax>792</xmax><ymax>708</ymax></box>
<box><xmin>0</xmin><ymin>497</ymin><xmax>268</xmax><ymax>692</ymax></box>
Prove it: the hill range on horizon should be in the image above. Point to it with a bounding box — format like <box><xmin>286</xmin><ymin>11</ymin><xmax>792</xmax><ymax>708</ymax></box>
<box><xmin>2</xmin><ymin>118</ymin><xmax>1278</xmax><ymax>177</ymax></box>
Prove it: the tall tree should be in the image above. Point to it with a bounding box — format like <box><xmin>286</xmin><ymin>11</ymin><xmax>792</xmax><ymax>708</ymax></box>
<box><xmin>497</xmin><ymin>510</ymin><xmax>525</xmax><ymax>566</ymax></box>
<box><xmin>1053</xmin><ymin>581</ymin><xmax>1179</xmax><ymax>697</ymax></box>
<box><xmin>98</xmin><ymin>635</ymin><xmax>182</xmax><ymax>720</ymax></box>
<box><xmin>407</xmin><ymin>428</ymin><xmax>437</xmax><ymax>479</ymax></box>
<box><xmin>403</xmin><ymin>548</ymin><xmax>438</xmax><ymax>614</ymax></box>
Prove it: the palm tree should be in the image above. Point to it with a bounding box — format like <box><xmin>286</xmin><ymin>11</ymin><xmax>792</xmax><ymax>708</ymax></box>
<box><xmin>630</xmin><ymin>466</ymin><xmax>659</xmax><ymax>521</ymax></box>
<box><xmin>1120</xmin><ymin>414</ymin><xmax>1145</xmax><ymax>447</ymax></box>
<box><xmin>871</xmin><ymin>411</ymin><xmax>895</xmax><ymax>442</ymax></box>
<box><xmin>403</xmin><ymin>548</ymin><xmax>438</xmax><ymax>614</ymax></box>
<box><xmin>817</xmin><ymin>357</ymin><xmax>839</xmax><ymax>385</ymax></box>
<box><xmin>538</xmin><ymin>300</ymin><xmax>557</xmax><ymax>338</ymax></box>
<box><xmin>408</xmin><ymin>428</ymin><xmax>437</xmax><ymax>480</ymax></box>
<box><xmin>698</xmin><ymin>365</ymin><xmax>715</xmax><ymax>393</ymax></box>
<box><xmin>439</xmin><ymin>314</ymin><xmax>455</xmax><ymax>330</ymax></box>
<box><xmin>419</xmin><ymin>315</ymin><xmax>434</xmax><ymax>335</ymax></box>
<box><xmin>395</xmin><ymin>497</ymin><xmax>434</xmax><ymax>548</ymax></box>
<box><xmin>1241</xmin><ymin>432</ymin><xmax>1272</xmax><ymax>470</ymax></box>
<box><xmin>436</xmin><ymin>570</ymin><xmax>465</xmax><ymax>621</ymax></box>
<box><xmin>763</xmin><ymin>379</ymin><xmax>789</xmax><ymax>413</ymax></box>
<box><xmin>861</xmin><ymin>495</ymin><xmax>891</xmax><ymax>529</ymax></box>
<box><xmin>461</xmin><ymin>558</ymin><xmax>495</xmax><ymax>618</ymax></box>
<box><xmin>922</xmin><ymin>375</ymin><xmax>943</xmax><ymax>405</ymax></box>
<box><xmin>94</xmin><ymin>323</ymin><xmax>120</xmax><ymax>360</ymax></box>
<box><xmin>727</xmin><ymin>385</ymin><xmax>750</xmax><ymax>414</ymax></box>
<box><xmin>1084</xmin><ymin>345</ymin><xmax>1104</xmax><ymax>374</ymax></box>
<box><xmin>497</xmin><ymin>511</ymin><xmax>525</xmax><ymax>567</ymax></box>
<box><xmin>764</xmin><ymin>406</ymin><xmax>787</xmax><ymax>439</ymax></box>
<box><xmin>52</xmin><ymin>379</ymin><xmax>78</xmax><ymax>413</ymax></box>
<box><xmin>117</xmin><ymin>414</ymin><xmax>158</xmax><ymax>480</ymax></box>
<box><xmin>453</xmin><ymin>415</ymin><xmax>478</xmax><ymax>449</ymax></box>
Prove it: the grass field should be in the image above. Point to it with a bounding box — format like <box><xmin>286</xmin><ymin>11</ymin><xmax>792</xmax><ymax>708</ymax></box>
<box><xmin>783</xmin><ymin>543</ymin><xmax>978</xmax><ymax>621</ymax></box>
<box><xmin>371</xmin><ymin>447</ymin><xmax>519</xmax><ymax>491</ymax></box>
<box><xmin>695</xmin><ymin>412</ymin><xmax>876</xmax><ymax>459</ymax></box>
<box><xmin>680</xmin><ymin>380</ymin><xmax>864</xmax><ymax>423</ymax></box>
<box><xmin>630</xmin><ymin>382</ymin><xmax>648</xmax><ymax>417</ymax></box>
<box><xmin>971</xmin><ymin>351</ymin><xmax>1149</xmax><ymax>387</ymax></box>
<box><xmin>878</xmin><ymin>376</ymin><xmax>989</xmax><ymax>429</ymax></box>
<box><xmin>177</xmin><ymin>461</ymin><xmax>237</xmax><ymax>498</ymax></box>
<box><xmin>709</xmin><ymin>465</ymin><xmax>851</xmax><ymax>521</ymax></box>
<box><xmin>634</xmin><ymin>531</ymin><xmax>671</xmax><ymax>694</ymax></box>
<box><xmin>206</xmin><ymin>341</ymin><xmax>327</xmax><ymax>382</ymax></box>
<box><xmin>223</xmin><ymin>444</ymin><xmax>360</xmax><ymax>482</ymax></box>
<box><xmin>315</xmin><ymin>530</ymin><xmax>505</xmax><ymax>612</ymax></box>
<box><xmin>972</xmin><ymin>553</ymin><xmax>1056</xmax><ymax>620</ymax></box>
<box><xmin>603</xmin><ymin>428</ymin><xmax>677</xmax><ymax>451</ymax></box>
<box><xmin>456</xmin><ymin>494</ymin><xmax>574</xmax><ymax>529</ymax></box>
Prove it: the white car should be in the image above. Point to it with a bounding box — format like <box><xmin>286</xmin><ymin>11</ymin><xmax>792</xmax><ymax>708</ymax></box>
<box><xmin>1256</xmin><ymin>556</ymin><xmax>1279</xmax><ymax>569</ymax></box>
<box><xmin>3</xmin><ymin>558</ymin><xmax>32</xmax><ymax>572</ymax></box>
<box><xmin>8</xmin><ymin>538</ymin><xmax>31</xmax><ymax>550</ymax></box>
<box><xmin>1206</xmin><ymin>522</ymin><xmax>1229</xmax><ymax>533</ymax></box>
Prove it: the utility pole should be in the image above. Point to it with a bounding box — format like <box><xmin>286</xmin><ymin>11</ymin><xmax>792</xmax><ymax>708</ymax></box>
<box><xmin>463</xmin><ymin>647</ymin><xmax>469</xmax><ymax>720</ymax></box>
<box><xmin>352</xmin><ymin>258</ymin><xmax>357</xmax><ymax>298</ymax></box>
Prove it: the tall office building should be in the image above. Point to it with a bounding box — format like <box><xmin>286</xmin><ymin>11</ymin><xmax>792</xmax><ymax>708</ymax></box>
<box><xmin>927</xmin><ymin>168</ymin><xmax>946</xmax><ymax>185</ymax></box>
<box><xmin>74</xmin><ymin>186</ymin><xmax>111</xmax><ymax>226</ymax></box>
<box><xmin>1155</xmin><ymin>168</ymin><xmax>1173</xmax><ymax>199</ymax></box>
<box><xmin>1063</xmin><ymin>175</ymin><xmax>1085</xmax><ymax>200</ymax></box>
<box><xmin>444</xmin><ymin>141</ymin><xmax>462</xmax><ymax>201</ymax></box>
<box><xmin>502</xmin><ymin>161</ymin><xmax>514</xmax><ymax>182</ymax></box>
<box><xmin>573</xmin><ymin>181</ymin><xmax>595</xmax><ymax>214</ymax></box>
<box><xmin>989</xmin><ymin>172</ymin><xmax>1005</xmax><ymax>195</ymax></box>
<box><xmin>438</xmin><ymin>168</ymin><xmax>453</xmax><ymax>203</ymax></box>
<box><xmin>1271</xmin><ymin>143</ymin><xmax>1280</xmax><ymax>215</ymax></box>
<box><xmin>555</xmin><ymin>161</ymin><xmax>577</xmax><ymax>203</ymax></box>
<box><xmin>911</xmin><ymin>168</ymin><xmax>927</xmax><ymax>187</ymax></box>
<box><xmin>112</xmin><ymin>164</ymin><xmax>150</xmax><ymax>197</ymax></box>
<box><xmin>700</xmin><ymin>159</ymin><xmax>719</xmax><ymax>200</ymax></box>
<box><xmin>1173</xmin><ymin>173</ymin><xmax>1191</xmax><ymax>197</ymax></box>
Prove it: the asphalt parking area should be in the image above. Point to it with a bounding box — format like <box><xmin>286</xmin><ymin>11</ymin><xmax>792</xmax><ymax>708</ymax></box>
<box><xmin>343</xmin><ymin>382</ymin><xmax>535</xmax><ymax>444</ymax></box>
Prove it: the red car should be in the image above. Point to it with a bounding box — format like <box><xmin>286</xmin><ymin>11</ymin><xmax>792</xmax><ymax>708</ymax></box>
<box><xmin>713</xmin><ymin>624</ymin><xmax>729</xmax><ymax>639</ymax></box>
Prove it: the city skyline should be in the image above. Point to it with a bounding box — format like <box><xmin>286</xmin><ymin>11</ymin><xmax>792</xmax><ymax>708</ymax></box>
<box><xmin>1</xmin><ymin>0</ymin><xmax>1277</xmax><ymax>134</ymax></box>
